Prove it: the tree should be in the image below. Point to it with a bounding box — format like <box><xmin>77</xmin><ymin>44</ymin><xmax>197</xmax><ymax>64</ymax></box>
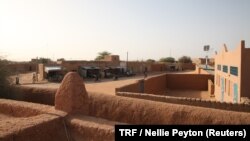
<box><xmin>95</xmin><ymin>51</ymin><xmax>111</xmax><ymax>61</ymax></box>
<box><xmin>146</xmin><ymin>59</ymin><xmax>156</xmax><ymax>63</ymax></box>
<box><xmin>31</xmin><ymin>57</ymin><xmax>52</xmax><ymax>64</ymax></box>
<box><xmin>178</xmin><ymin>56</ymin><xmax>192</xmax><ymax>63</ymax></box>
<box><xmin>159</xmin><ymin>57</ymin><xmax>175</xmax><ymax>63</ymax></box>
<box><xmin>0</xmin><ymin>58</ymin><xmax>11</xmax><ymax>97</ymax></box>
<box><xmin>57</xmin><ymin>58</ymin><xmax>65</xmax><ymax>61</ymax></box>
<box><xmin>0</xmin><ymin>57</ymin><xmax>24</xmax><ymax>99</ymax></box>
<box><xmin>0</xmin><ymin>59</ymin><xmax>9</xmax><ymax>86</ymax></box>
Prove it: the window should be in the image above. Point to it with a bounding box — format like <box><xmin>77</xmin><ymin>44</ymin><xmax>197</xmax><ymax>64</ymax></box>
<box><xmin>223</xmin><ymin>65</ymin><xmax>228</xmax><ymax>73</ymax></box>
<box><xmin>230</xmin><ymin>66</ymin><xmax>238</xmax><ymax>76</ymax></box>
<box><xmin>217</xmin><ymin>65</ymin><xmax>221</xmax><ymax>71</ymax></box>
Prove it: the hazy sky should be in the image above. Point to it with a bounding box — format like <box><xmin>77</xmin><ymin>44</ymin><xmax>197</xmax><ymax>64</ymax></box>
<box><xmin>0</xmin><ymin>0</ymin><xmax>250</xmax><ymax>61</ymax></box>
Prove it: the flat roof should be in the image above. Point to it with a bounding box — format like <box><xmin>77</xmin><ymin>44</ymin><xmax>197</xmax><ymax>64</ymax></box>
<box><xmin>45</xmin><ymin>66</ymin><xmax>62</xmax><ymax>73</ymax></box>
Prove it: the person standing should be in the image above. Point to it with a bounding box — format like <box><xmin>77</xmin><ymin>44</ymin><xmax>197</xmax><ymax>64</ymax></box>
<box><xmin>32</xmin><ymin>73</ymin><xmax>36</xmax><ymax>84</ymax></box>
<box><xmin>15</xmin><ymin>74</ymin><xmax>19</xmax><ymax>85</ymax></box>
<box><xmin>144</xmin><ymin>67</ymin><xmax>148</xmax><ymax>78</ymax></box>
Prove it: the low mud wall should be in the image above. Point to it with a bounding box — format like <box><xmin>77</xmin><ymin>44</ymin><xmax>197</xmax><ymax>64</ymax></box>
<box><xmin>144</xmin><ymin>74</ymin><xmax>166</xmax><ymax>94</ymax></box>
<box><xmin>2</xmin><ymin>117</ymin><xmax>68</xmax><ymax>141</ymax></box>
<box><xmin>116</xmin><ymin>92</ymin><xmax>250</xmax><ymax>113</ymax></box>
<box><xmin>66</xmin><ymin>115</ymin><xmax>115</xmax><ymax>141</ymax></box>
<box><xmin>116</xmin><ymin>74</ymin><xmax>214</xmax><ymax>94</ymax></box>
<box><xmin>115</xmin><ymin>81</ymin><xmax>141</xmax><ymax>93</ymax></box>
<box><xmin>166</xmin><ymin>74</ymin><xmax>214</xmax><ymax>90</ymax></box>
<box><xmin>0</xmin><ymin>102</ymin><xmax>42</xmax><ymax>117</ymax></box>
<box><xmin>1</xmin><ymin>86</ymin><xmax>56</xmax><ymax>105</ymax></box>
<box><xmin>3</xmin><ymin>87</ymin><xmax>250</xmax><ymax>125</ymax></box>
<box><xmin>88</xmin><ymin>92</ymin><xmax>250</xmax><ymax>124</ymax></box>
<box><xmin>0</xmin><ymin>99</ymin><xmax>68</xmax><ymax>141</ymax></box>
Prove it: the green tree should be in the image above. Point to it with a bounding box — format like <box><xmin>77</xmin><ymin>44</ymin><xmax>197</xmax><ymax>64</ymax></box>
<box><xmin>146</xmin><ymin>59</ymin><xmax>156</xmax><ymax>63</ymax></box>
<box><xmin>159</xmin><ymin>57</ymin><xmax>175</xmax><ymax>63</ymax></box>
<box><xmin>95</xmin><ymin>51</ymin><xmax>111</xmax><ymax>61</ymax></box>
<box><xmin>57</xmin><ymin>58</ymin><xmax>65</xmax><ymax>61</ymax></box>
<box><xmin>178</xmin><ymin>56</ymin><xmax>192</xmax><ymax>63</ymax></box>
<box><xmin>0</xmin><ymin>58</ymin><xmax>11</xmax><ymax>97</ymax></box>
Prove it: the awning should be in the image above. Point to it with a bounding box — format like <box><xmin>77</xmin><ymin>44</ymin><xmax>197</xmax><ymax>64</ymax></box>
<box><xmin>45</xmin><ymin>66</ymin><xmax>62</xmax><ymax>73</ymax></box>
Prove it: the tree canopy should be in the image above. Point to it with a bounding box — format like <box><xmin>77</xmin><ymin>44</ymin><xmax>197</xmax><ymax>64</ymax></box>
<box><xmin>178</xmin><ymin>56</ymin><xmax>192</xmax><ymax>63</ymax></box>
<box><xmin>95</xmin><ymin>51</ymin><xmax>111</xmax><ymax>61</ymax></box>
<box><xmin>31</xmin><ymin>57</ymin><xmax>52</xmax><ymax>64</ymax></box>
<box><xmin>0</xmin><ymin>58</ymin><xmax>11</xmax><ymax>97</ymax></box>
<box><xmin>146</xmin><ymin>59</ymin><xmax>156</xmax><ymax>63</ymax></box>
<box><xmin>159</xmin><ymin>57</ymin><xmax>175</xmax><ymax>63</ymax></box>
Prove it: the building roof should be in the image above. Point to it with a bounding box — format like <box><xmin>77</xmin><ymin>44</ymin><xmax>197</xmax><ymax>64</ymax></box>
<box><xmin>79</xmin><ymin>66</ymin><xmax>100</xmax><ymax>70</ymax></box>
<box><xmin>45</xmin><ymin>66</ymin><xmax>62</xmax><ymax>73</ymax></box>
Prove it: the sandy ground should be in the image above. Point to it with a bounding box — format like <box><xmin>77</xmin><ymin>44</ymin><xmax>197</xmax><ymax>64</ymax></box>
<box><xmin>12</xmin><ymin>70</ymin><xmax>203</xmax><ymax>97</ymax></box>
<box><xmin>19</xmin><ymin>72</ymin><xmax>168</xmax><ymax>95</ymax></box>
<box><xmin>164</xmin><ymin>90</ymin><xmax>214</xmax><ymax>100</ymax></box>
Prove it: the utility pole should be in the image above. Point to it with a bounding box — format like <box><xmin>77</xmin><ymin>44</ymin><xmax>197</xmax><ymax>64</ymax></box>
<box><xmin>126</xmin><ymin>52</ymin><xmax>128</xmax><ymax>71</ymax></box>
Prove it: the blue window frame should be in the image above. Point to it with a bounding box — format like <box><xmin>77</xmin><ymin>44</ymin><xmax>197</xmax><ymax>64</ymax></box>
<box><xmin>223</xmin><ymin>65</ymin><xmax>228</xmax><ymax>73</ymax></box>
<box><xmin>217</xmin><ymin>65</ymin><xmax>221</xmax><ymax>71</ymax></box>
<box><xmin>230</xmin><ymin>66</ymin><xmax>238</xmax><ymax>76</ymax></box>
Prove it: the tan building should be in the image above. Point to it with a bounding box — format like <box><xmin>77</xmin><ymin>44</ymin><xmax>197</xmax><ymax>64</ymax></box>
<box><xmin>192</xmin><ymin>58</ymin><xmax>215</xmax><ymax>66</ymax></box>
<box><xmin>214</xmin><ymin>40</ymin><xmax>250</xmax><ymax>103</ymax></box>
<box><xmin>101</xmin><ymin>55</ymin><xmax>120</xmax><ymax>62</ymax></box>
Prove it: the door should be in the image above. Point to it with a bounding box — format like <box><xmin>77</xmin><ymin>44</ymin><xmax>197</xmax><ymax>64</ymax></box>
<box><xmin>233</xmin><ymin>83</ymin><xmax>238</xmax><ymax>103</ymax></box>
<box><xmin>221</xmin><ymin>77</ymin><xmax>224</xmax><ymax>102</ymax></box>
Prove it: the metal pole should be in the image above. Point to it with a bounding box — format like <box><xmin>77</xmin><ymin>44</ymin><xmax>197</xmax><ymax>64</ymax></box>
<box><xmin>126</xmin><ymin>52</ymin><xmax>128</xmax><ymax>71</ymax></box>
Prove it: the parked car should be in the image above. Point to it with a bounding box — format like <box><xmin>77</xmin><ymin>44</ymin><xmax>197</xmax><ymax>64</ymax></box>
<box><xmin>45</xmin><ymin>66</ymin><xmax>64</xmax><ymax>82</ymax></box>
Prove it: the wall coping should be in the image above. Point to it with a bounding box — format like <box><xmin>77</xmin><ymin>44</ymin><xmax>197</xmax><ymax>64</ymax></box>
<box><xmin>116</xmin><ymin>92</ymin><xmax>250</xmax><ymax>113</ymax></box>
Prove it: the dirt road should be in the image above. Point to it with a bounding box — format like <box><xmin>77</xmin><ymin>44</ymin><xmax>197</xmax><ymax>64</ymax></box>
<box><xmin>21</xmin><ymin>73</ymin><xmax>164</xmax><ymax>95</ymax></box>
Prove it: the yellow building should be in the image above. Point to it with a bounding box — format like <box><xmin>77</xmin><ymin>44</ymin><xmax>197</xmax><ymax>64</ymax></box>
<box><xmin>214</xmin><ymin>40</ymin><xmax>250</xmax><ymax>103</ymax></box>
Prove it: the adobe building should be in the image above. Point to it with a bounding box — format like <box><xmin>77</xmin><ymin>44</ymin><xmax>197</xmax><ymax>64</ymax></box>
<box><xmin>101</xmin><ymin>55</ymin><xmax>120</xmax><ymax>62</ymax></box>
<box><xmin>38</xmin><ymin>55</ymin><xmax>173</xmax><ymax>80</ymax></box>
<box><xmin>57</xmin><ymin>60</ymin><xmax>119</xmax><ymax>72</ymax></box>
<box><xmin>214</xmin><ymin>40</ymin><xmax>250</xmax><ymax>103</ymax></box>
<box><xmin>192</xmin><ymin>58</ymin><xmax>215</xmax><ymax>66</ymax></box>
<box><xmin>7</xmin><ymin>62</ymin><xmax>37</xmax><ymax>73</ymax></box>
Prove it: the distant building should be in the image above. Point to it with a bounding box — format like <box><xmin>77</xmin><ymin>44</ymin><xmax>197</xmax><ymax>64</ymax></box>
<box><xmin>192</xmin><ymin>58</ymin><xmax>215</xmax><ymax>66</ymax></box>
<box><xmin>214</xmin><ymin>40</ymin><xmax>250</xmax><ymax>103</ymax></box>
<box><xmin>101</xmin><ymin>55</ymin><xmax>120</xmax><ymax>62</ymax></box>
<box><xmin>196</xmin><ymin>65</ymin><xmax>214</xmax><ymax>75</ymax></box>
